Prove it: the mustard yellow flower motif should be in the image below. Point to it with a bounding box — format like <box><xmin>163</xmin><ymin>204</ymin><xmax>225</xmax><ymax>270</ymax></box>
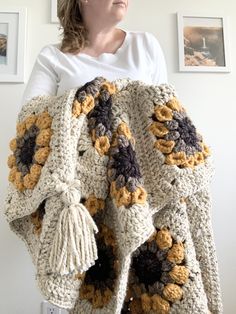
<box><xmin>154</xmin><ymin>105</ymin><xmax>173</xmax><ymax>122</ymax></box>
<box><xmin>165</xmin><ymin>97</ymin><xmax>183</xmax><ymax>112</ymax></box>
<box><xmin>109</xmin><ymin>180</ymin><xmax>118</xmax><ymax>198</ymax></box>
<box><xmin>14</xmin><ymin>172</ymin><xmax>25</xmax><ymax>192</ymax></box>
<box><xmin>100</xmin><ymin>223</ymin><xmax>117</xmax><ymax>247</ymax></box>
<box><xmin>94</xmin><ymin>135</ymin><xmax>110</xmax><ymax>156</ymax></box>
<box><xmin>34</xmin><ymin>147</ymin><xmax>51</xmax><ymax>165</ymax></box>
<box><xmin>30</xmin><ymin>200</ymin><xmax>46</xmax><ymax>236</ymax></box>
<box><xmin>7</xmin><ymin>110</ymin><xmax>53</xmax><ymax>192</ymax></box>
<box><xmin>30</xmin><ymin>164</ymin><xmax>42</xmax><ymax>181</ymax></box>
<box><xmin>163</xmin><ymin>283</ymin><xmax>183</xmax><ymax>302</ymax></box>
<box><xmin>131</xmin><ymin>186</ymin><xmax>147</xmax><ymax>205</ymax></box>
<box><xmin>36</xmin><ymin>128</ymin><xmax>52</xmax><ymax>146</ymax></box>
<box><xmin>115</xmin><ymin>186</ymin><xmax>132</xmax><ymax>207</ymax></box>
<box><xmin>152</xmin><ymin>294</ymin><xmax>170</xmax><ymax>313</ymax></box>
<box><xmin>149</xmin><ymin>97</ymin><xmax>210</xmax><ymax>169</ymax></box>
<box><xmin>117</xmin><ymin>121</ymin><xmax>132</xmax><ymax>139</ymax></box>
<box><xmin>7</xmin><ymin>155</ymin><xmax>16</xmax><ymax>168</ymax></box>
<box><xmin>194</xmin><ymin>152</ymin><xmax>205</xmax><ymax>165</ymax></box>
<box><xmin>122</xmin><ymin>226</ymin><xmax>189</xmax><ymax>313</ymax></box>
<box><xmin>201</xmin><ymin>142</ymin><xmax>211</xmax><ymax>158</ymax></box>
<box><xmin>169</xmin><ymin>265</ymin><xmax>190</xmax><ymax>284</ymax></box>
<box><xmin>72</xmin><ymin>99</ymin><xmax>82</xmax><ymax>118</ymax></box>
<box><xmin>154</xmin><ymin>139</ymin><xmax>175</xmax><ymax>154</ymax></box>
<box><xmin>167</xmin><ymin>242</ymin><xmax>185</xmax><ymax>264</ymax></box>
<box><xmin>148</xmin><ymin>121</ymin><xmax>169</xmax><ymax>137</ymax></box>
<box><xmin>23</xmin><ymin>173</ymin><xmax>37</xmax><ymax>189</ymax></box>
<box><xmin>81</xmin><ymin>94</ymin><xmax>95</xmax><ymax>114</ymax></box>
<box><xmin>8</xmin><ymin>166</ymin><xmax>17</xmax><ymax>184</ymax></box>
<box><xmin>156</xmin><ymin>227</ymin><xmax>173</xmax><ymax>250</ymax></box>
<box><xmin>84</xmin><ymin>194</ymin><xmax>105</xmax><ymax>216</ymax></box>
<box><xmin>129</xmin><ymin>298</ymin><xmax>143</xmax><ymax>314</ymax></box>
<box><xmin>35</xmin><ymin>111</ymin><xmax>52</xmax><ymax>129</ymax></box>
<box><xmin>101</xmin><ymin>81</ymin><xmax>117</xmax><ymax>95</ymax></box>
<box><xmin>16</xmin><ymin>122</ymin><xmax>26</xmax><ymax>137</ymax></box>
<box><xmin>25</xmin><ymin>115</ymin><xmax>37</xmax><ymax>130</ymax></box>
<box><xmin>110</xmin><ymin>132</ymin><xmax>118</xmax><ymax>147</ymax></box>
<box><xmin>9</xmin><ymin>138</ymin><xmax>17</xmax><ymax>152</ymax></box>
<box><xmin>140</xmin><ymin>293</ymin><xmax>152</xmax><ymax>312</ymax></box>
<box><xmin>165</xmin><ymin>152</ymin><xmax>187</xmax><ymax>167</ymax></box>
<box><xmin>183</xmin><ymin>155</ymin><xmax>195</xmax><ymax>169</ymax></box>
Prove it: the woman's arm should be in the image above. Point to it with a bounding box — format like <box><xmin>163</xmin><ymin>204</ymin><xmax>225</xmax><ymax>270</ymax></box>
<box><xmin>21</xmin><ymin>45</ymin><xmax>59</xmax><ymax>107</ymax></box>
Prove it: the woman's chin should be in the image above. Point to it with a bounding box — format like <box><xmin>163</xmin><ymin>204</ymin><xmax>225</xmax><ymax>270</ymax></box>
<box><xmin>111</xmin><ymin>11</ymin><xmax>126</xmax><ymax>21</ymax></box>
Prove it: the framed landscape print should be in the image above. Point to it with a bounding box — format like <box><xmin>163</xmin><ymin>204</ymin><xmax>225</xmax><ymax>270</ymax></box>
<box><xmin>51</xmin><ymin>0</ymin><xmax>59</xmax><ymax>23</ymax></box>
<box><xmin>177</xmin><ymin>13</ymin><xmax>230</xmax><ymax>72</ymax></box>
<box><xmin>0</xmin><ymin>7</ymin><xmax>27</xmax><ymax>82</ymax></box>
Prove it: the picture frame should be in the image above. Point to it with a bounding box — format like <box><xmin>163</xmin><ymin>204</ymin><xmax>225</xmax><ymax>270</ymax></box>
<box><xmin>51</xmin><ymin>0</ymin><xmax>59</xmax><ymax>23</ymax></box>
<box><xmin>0</xmin><ymin>7</ymin><xmax>27</xmax><ymax>83</ymax></box>
<box><xmin>177</xmin><ymin>13</ymin><xmax>230</xmax><ymax>72</ymax></box>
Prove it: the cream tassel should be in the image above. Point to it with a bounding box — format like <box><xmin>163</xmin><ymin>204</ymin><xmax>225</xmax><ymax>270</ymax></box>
<box><xmin>49</xmin><ymin>179</ymin><xmax>98</xmax><ymax>275</ymax></box>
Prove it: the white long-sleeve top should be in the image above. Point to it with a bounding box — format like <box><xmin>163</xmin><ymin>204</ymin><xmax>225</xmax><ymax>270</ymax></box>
<box><xmin>21</xmin><ymin>29</ymin><xmax>168</xmax><ymax>107</ymax></box>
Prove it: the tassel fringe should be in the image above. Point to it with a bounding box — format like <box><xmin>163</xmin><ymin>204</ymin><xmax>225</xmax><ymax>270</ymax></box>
<box><xmin>49</xmin><ymin>179</ymin><xmax>99</xmax><ymax>275</ymax></box>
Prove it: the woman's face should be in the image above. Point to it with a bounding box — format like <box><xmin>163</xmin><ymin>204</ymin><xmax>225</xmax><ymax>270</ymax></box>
<box><xmin>80</xmin><ymin>0</ymin><xmax>129</xmax><ymax>27</ymax></box>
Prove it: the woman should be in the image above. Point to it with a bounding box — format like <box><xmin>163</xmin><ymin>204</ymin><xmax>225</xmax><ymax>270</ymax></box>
<box><xmin>21</xmin><ymin>0</ymin><xmax>168</xmax><ymax>106</ymax></box>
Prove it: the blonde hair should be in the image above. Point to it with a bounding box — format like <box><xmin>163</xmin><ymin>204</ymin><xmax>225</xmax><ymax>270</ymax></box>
<box><xmin>58</xmin><ymin>0</ymin><xmax>89</xmax><ymax>54</ymax></box>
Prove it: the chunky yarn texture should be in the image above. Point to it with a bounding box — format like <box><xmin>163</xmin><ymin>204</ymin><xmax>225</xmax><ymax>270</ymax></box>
<box><xmin>4</xmin><ymin>77</ymin><xmax>223</xmax><ymax>314</ymax></box>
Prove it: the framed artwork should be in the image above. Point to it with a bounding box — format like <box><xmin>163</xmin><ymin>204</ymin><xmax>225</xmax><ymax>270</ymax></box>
<box><xmin>0</xmin><ymin>7</ymin><xmax>27</xmax><ymax>82</ymax></box>
<box><xmin>51</xmin><ymin>0</ymin><xmax>59</xmax><ymax>23</ymax></box>
<box><xmin>177</xmin><ymin>13</ymin><xmax>230</xmax><ymax>72</ymax></box>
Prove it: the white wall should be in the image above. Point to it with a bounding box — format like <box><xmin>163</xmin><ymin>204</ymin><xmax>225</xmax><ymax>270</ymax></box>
<box><xmin>0</xmin><ymin>0</ymin><xmax>235</xmax><ymax>313</ymax></box>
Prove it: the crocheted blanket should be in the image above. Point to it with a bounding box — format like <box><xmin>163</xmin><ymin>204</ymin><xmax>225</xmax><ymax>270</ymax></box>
<box><xmin>4</xmin><ymin>77</ymin><xmax>223</xmax><ymax>314</ymax></box>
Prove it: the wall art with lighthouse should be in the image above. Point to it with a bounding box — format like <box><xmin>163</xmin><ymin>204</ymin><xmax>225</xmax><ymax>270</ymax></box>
<box><xmin>177</xmin><ymin>13</ymin><xmax>230</xmax><ymax>73</ymax></box>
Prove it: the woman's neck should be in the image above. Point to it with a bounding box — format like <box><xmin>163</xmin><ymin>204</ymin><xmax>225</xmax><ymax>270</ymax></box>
<box><xmin>80</xmin><ymin>27</ymin><xmax>126</xmax><ymax>57</ymax></box>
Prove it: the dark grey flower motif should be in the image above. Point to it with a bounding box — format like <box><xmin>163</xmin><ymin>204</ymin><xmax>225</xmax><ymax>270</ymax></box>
<box><xmin>77</xmin><ymin>90</ymin><xmax>87</xmax><ymax>102</ymax></box>
<box><xmin>86</xmin><ymin>84</ymin><xmax>100</xmax><ymax>97</ymax></box>
<box><xmin>126</xmin><ymin>177</ymin><xmax>139</xmax><ymax>193</ymax></box>
<box><xmin>173</xmin><ymin>138</ymin><xmax>187</xmax><ymax>153</ymax></box>
<box><xmin>106</xmin><ymin>130</ymin><xmax>113</xmax><ymax>140</ymax></box>
<box><xmin>148</xmin><ymin>281</ymin><xmax>165</xmax><ymax>295</ymax></box>
<box><xmin>107</xmin><ymin>157</ymin><xmax>115</xmax><ymax>168</ymax></box>
<box><xmin>109</xmin><ymin>147</ymin><xmax>120</xmax><ymax>156</ymax></box>
<box><xmin>164</xmin><ymin>131</ymin><xmax>180</xmax><ymax>141</ymax></box>
<box><xmin>164</xmin><ymin>120</ymin><xmax>179</xmax><ymax>130</ymax></box>
<box><xmin>160</xmin><ymin>272</ymin><xmax>174</xmax><ymax>284</ymax></box>
<box><xmin>132</xmin><ymin>247</ymin><xmax>163</xmax><ymax>286</ymax></box>
<box><xmin>148</xmin><ymin>240</ymin><xmax>158</xmax><ymax>253</ymax></box>
<box><xmin>87</xmin><ymin>95</ymin><xmax>113</xmax><ymax>132</ymax></box>
<box><xmin>79</xmin><ymin>223</ymin><xmax>119</xmax><ymax>309</ymax></box>
<box><xmin>88</xmin><ymin>117</ymin><xmax>97</xmax><ymax>130</ymax></box>
<box><xmin>173</xmin><ymin>113</ymin><xmax>200</xmax><ymax>151</ymax></box>
<box><xmin>122</xmin><ymin>227</ymin><xmax>190</xmax><ymax>313</ymax></box>
<box><xmin>117</xmin><ymin>135</ymin><xmax>129</xmax><ymax>148</ymax></box>
<box><xmin>162</xmin><ymin>260</ymin><xmax>174</xmax><ymax>272</ymax></box>
<box><xmin>110</xmin><ymin>144</ymin><xmax>142</xmax><ymax>182</ymax></box>
<box><xmin>15</xmin><ymin>125</ymin><xmax>40</xmax><ymax>174</ymax></box>
<box><xmin>108</xmin><ymin>168</ymin><xmax>117</xmax><ymax>182</ymax></box>
<box><xmin>185</xmin><ymin>146</ymin><xmax>197</xmax><ymax>156</ymax></box>
<box><xmin>99</xmin><ymin>89</ymin><xmax>111</xmax><ymax>102</ymax></box>
<box><xmin>156</xmin><ymin>248</ymin><xmax>168</xmax><ymax>261</ymax></box>
<box><xmin>75</xmin><ymin>77</ymin><xmax>106</xmax><ymax>100</ymax></box>
<box><xmin>115</xmin><ymin>174</ymin><xmax>126</xmax><ymax>189</ymax></box>
<box><xmin>83</xmin><ymin>238</ymin><xmax>117</xmax><ymax>291</ymax></box>
<box><xmin>95</xmin><ymin>123</ymin><xmax>106</xmax><ymax>137</ymax></box>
